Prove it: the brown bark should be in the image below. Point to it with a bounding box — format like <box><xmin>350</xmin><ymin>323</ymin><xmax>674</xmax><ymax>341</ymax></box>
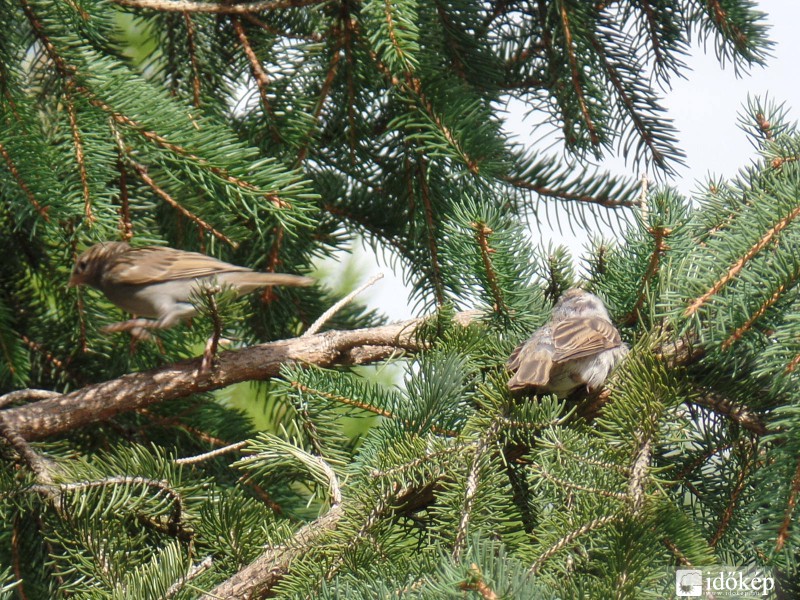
<box><xmin>2</xmin><ymin>312</ymin><xmax>478</xmax><ymax>441</ymax></box>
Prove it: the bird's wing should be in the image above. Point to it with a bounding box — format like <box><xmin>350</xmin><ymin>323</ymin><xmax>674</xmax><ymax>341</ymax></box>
<box><xmin>551</xmin><ymin>316</ymin><xmax>621</xmax><ymax>363</ymax></box>
<box><xmin>508</xmin><ymin>347</ymin><xmax>553</xmax><ymax>390</ymax></box>
<box><xmin>507</xmin><ymin>330</ymin><xmax>554</xmax><ymax>390</ymax></box>
<box><xmin>104</xmin><ymin>246</ymin><xmax>248</xmax><ymax>285</ymax></box>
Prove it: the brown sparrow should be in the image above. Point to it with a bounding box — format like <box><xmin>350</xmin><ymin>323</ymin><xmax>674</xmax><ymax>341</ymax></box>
<box><xmin>507</xmin><ymin>288</ymin><xmax>628</xmax><ymax>397</ymax></box>
<box><xmin>69</xmin><ymin>241</ymin><xmax>314</xmax><ymax>332</ymax></box>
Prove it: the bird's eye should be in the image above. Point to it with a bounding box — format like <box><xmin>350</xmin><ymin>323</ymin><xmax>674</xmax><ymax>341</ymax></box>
<box><xmin>77</xmin><ymin>259</ymin><xmax>87</xmax><ymax>272</ymax></box>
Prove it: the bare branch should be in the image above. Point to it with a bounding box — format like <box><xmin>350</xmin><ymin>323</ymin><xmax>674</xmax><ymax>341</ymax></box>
<box><xmin>303</xmin><ymin>272</ymin><xmax>384</xmax><ymax>337</ymax></box>
<box><xmin>0</xmin><ymin>312</ymin><xmax>479</xmax><ymax>441</ymax></box>
<box><xmin>165</xmin><ymin>556</ymin><xmax>214</xmax><ymax>600</ymax></box>
<box><xmin>176</xmin><ymin>441</ymin><xmax>248</xmax><ymax>466</ymax></box>
<box><xmin>200</xmin><ymin>503</ymin><xmax>343</xmax><ymax>599</ymax></box>
<box><xmin>110</xmin><ymin>0</ymin><xmax>325</xmax><ymax>14</ymax></box>
<box><xmin>0</xmin><ymin>389</ymin><xmax>61</xmax><ymax>409</ymax></box>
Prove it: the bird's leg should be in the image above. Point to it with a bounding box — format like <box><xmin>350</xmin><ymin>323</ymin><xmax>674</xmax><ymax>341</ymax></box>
<box><xmin>101</xmin><ymin>317</ymin><xmax>165</xmax><ymax>334</ymax></box>
<box><xmin>101</xmin><ymin>304</ymin><xmax>195</xmax><ymax>334</ymax></box>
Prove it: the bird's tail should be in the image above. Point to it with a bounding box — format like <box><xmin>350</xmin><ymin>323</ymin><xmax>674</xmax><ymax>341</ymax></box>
<box><xmin>221</xmin><ymin>272</ymin><xmax>315</xmax><ymax>293</ymax></box>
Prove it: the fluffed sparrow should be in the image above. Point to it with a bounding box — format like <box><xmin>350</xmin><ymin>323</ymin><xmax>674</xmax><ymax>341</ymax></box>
<box><xmin>507</xmin><ymin>288</ymin><xmax>628</xmax><ymax>397</ymax></box>
<box><xmin>69</xmin><ymin>241</ymin><xmax>314</xmax><ymax>332</ymax></box>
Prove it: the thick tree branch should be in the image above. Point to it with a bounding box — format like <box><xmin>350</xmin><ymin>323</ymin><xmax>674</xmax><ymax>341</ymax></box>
<box><xmin>1</xmin><ymin>312</ymin><xmax>477</xmax><ymax>441</ymax></box>
<box><xmin>110</xmin><ymin>0</ymin><xmax>325</xmax><ymax>14</ymax></box>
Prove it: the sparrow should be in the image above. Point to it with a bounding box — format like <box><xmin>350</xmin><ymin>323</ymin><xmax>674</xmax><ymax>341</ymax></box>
<box><xmin>69</xmin><ymin>241</ymin><xmax>314</xmax><ymax>332</ymax></box>
<box><xmin>507</xmin><ymin>288</ymin><xmax>628</xmax><ymax>397</ymax></box>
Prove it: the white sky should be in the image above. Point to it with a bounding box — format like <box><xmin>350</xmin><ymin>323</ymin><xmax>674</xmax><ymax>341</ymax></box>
<box><xmin>330</xmin><ymin>0</ymin><xmax>800</xmax><ymax>321</ymax></box>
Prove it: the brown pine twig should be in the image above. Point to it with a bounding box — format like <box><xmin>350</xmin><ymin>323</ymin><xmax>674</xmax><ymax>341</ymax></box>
<box><xmin>590</xmin><ymin>35</ymin><xmax>665</xmax><ymax>167</ymax></box>
<box><xmin>0</xmin><ymin>142</ymin><xmax>50</xmax><ymax>220</ymax></box>
<box><xmin>530</xmin><ymin>514</ymin><xmax>621</xmax><ymax>574</ymax></box>
<box><xmin>721</xmin><ymin>281</ymin><xmax>788</xmax><ymax>350</ymax></box>
<box><xmin>639</xmin><ymin>0</ymin><xmax>664</xmax><ymax>69</ymax></box>
<box><xmin>260</xmin><ymin>225</ymin><xmax>285</xmax><ymax>303</ymax></box>
<box><xmin>709</xmin><ymin>442</ymin><xmax>755</xmax><ymax>547</ymax></box>
<box><xmin>111</xmin><ymin>120</ymin><xmax>134</xmax><ymax>240</ymax></box>
<box><xmin>11</xmin><ymin>517</ymin><xmax>27</xmax><ymax>600</ymax></box>
<box><xmin>183</xmin><ymin>13</ymin><xmax>202</xmax><ymax>108</ymax></box>
<box><xmin>559</xmin><ymin>3</ymin><xmax>599</xmax><ymax>146</ymax></box>
<box><xmin>775</xmin><ymin>457</ymin><xmax>800</xmax><ymax>552</ymax></box>
<box><xmin>417</xmin><ymin>158</ymin><xmax>446</xmax><ymax>305</ymax></box>
<box><xmin>295</xmin><ymin>45</ymin><xmax>341</xmax><ymax>165</ymax></box>
<box><xmin>65</xmin><ymin>85</ymin><xmax>93</xmax><ymax>223</ymax></box>
<box><xmin>458</xmin><ymin>564</ymin><xmax>499</xmax><ymax>600</ymax></box>
<box><xmin>623</xmin><ymin>224</ymin><xmax>671</xmax><ymax>325</ymax></box>
<box><xmin>503</xmin><ymin>177</ymin><xmax>635</xmax><ymax>208</ymax></box>
<box><xmin>472</xmin><ymin>222</ymin><xmax>507</xmax><ymax>314</ymax></box>
<box><xmin>116</xmin><ymin>156</ymin><xmax>133</xmax><ymax>240</ymax></box>
<box><xmin>662</xmin><ymin>537</ymin><xmax>693</xmax><ymax>566</ymax></box>
<box><xmin>368</xmin><ymin>50</ymin><xmax>479</xmax><ymax>174</ymax></box>
<box><xmin>453</xmin><ymin>422</ymin><xmax>501</xmax><ymax>561</ymax></box>
<box><xmin>691</xmin><ymin>391</ymin><xmax>767</xmax><ymax>436</ymax></box>
<box><xmin>685</xmin><ymin>203</ymin><xmax>800</xmax><ymax>316</ymax></box>
<box><xmin>232</xmin><ymin>16</ymin><xmax>274</xmax><ymax>116</ymax></box>
<box><xmin>627</xmin><ymin>437</ymin><xmax>651</xmax><ymax>515</ymax></box>
<box><xmin>128</xmin><ymin>158</ymin><xmax>237</xmax><ymax>248</ymax></box>
<box><xmin>175</xmin><ymin>441</ymin><xmax>248</xmax><ymax>465</ymax></box>
<box><xmin>706</xmin><ymin>0</ymin><xmax>749</xmax><ymax>50</ymax></box>
<box><xmin>785</xmin><ymin>352</ymin><xmax>800</xmax><ymax>374</ymax></box>
<box><xmin>303</xmin><ymin>272</ymin><xmax>384</xmax><ymax>336</ymax></box>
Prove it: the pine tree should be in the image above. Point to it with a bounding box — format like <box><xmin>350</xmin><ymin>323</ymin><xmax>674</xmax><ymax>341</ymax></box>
<box><xmin>1</xmin><ymin>0</ymin><xmax>795</xmax><ymax>598</ymax></box>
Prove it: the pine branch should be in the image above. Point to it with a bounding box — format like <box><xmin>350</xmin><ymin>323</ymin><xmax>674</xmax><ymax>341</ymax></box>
<box><xmin>709</xmin><ymin>440</ymin><xmax>755</xmax><ymax>547</ymax></box>
<box><xmin>201</xmin><ymin>451</ymin><xmax>343</xmax><ymax>599</ymax></box>
<box><xmin>453</xmin><ymin>421</ymin><xmax>501</xmax><ymax>560</ymax></box>
<box><xmin>458</xmin><ymin>563</ymin><xmax>499</xmax><ymax>600</ymax></box>
<box><xmin>685</xmin><ymin>202</ymin><xmax>800</xmax><ymax>316</ymax></box>
<box><xmin>558</xmin><ymin>3</ymin><xmax>599</xmax><ymax>146</ymax></box>
<box><xmin>165</xmin><ymin>556</ymin><xmax>213</xmax><ymax>600</ymax></box>
<box><xmin>127</xmin><ymin>158</ymin><xmax>237</xmax><ymax>247</ymax></box>
<box><xmin>0</xmin><ymin>312</ymin><xmax>478</xmax><ymax>440</ymax></box>
<box><xmin>622</xmin><ymin>223</ymin><xmax>671</xmax><ymax>325</ymax></box>
<box><xmin>65</xmin><ymin>83</ymin><xmax>93</xmax><ymax>222</ymax></box>
<box><xmin>303</xmin><ymin>272</ymin><xmax>384</xmax><ymax>337</ymax></box>
<box><xmin>690</xmin><ymin>391</ymin><xmax>767</xmax><ymax>436</ymax></box>
<box><xmin>417</xmin><ymin>158</ymin><xmax>445</xmax><ymax>305</ymax></box>
<box><xmin>0</xmin><ymin>142</ymin><xmax>50</xmax><ymax>220</ymax></box>
<box><xmin>530</xmin><ymin>514</ymin><xmax>621</xmax><ymax>574</ymax></box>
<box><xmin>627</xmin><ymin>437</ymin><xmax>651</xmax><ymax>515</ymax></box>
<box><xmin>776</xmin><ymin>457</ymin><xmax>800</xmax><ymax>552</ymax></box>
<box><xmin>232</xmin><ymin>17</ymin><xmax>274</xmax><ymax>117</ymax></box>
<box><xmin>503</xmin><ymin>176</ymin><xmax>635</xmax><ymax>208</ymax></box>
<box><xmin>109</xmin><ymin>0</ymin><xmax>326</xmax><ymax>14</ymax></box>
<box><xmin>472</xmin><ymin>222</ymin><xmax>506</xmax><ymax>314</ymax></box>
<box><xmin>183</xmin><ymin>13</ymin><xmax>202</xmax><ymax>108</ymax></box>
<box><xmin>721</xmin><ymin>279</ymin><xmax>790</xmax><ymax>350</ymax></box>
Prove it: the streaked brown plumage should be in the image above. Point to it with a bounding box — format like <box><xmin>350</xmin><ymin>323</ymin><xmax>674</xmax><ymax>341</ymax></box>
<box><xmin>69</xmin><ymin>241</ymin><xmax>314</xmax><ymax>332</ymax></box>
<box><xmin>507</xmin><ymin>288</ymin><xmax>627</xmax><ymax>396</ymax></box>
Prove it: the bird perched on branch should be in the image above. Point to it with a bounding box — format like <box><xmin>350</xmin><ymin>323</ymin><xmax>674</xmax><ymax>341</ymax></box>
<box><xmin>69</xmin><ymin>241</ymin><xmax>314</xmax><ymax>333</ymax></box>
<box><xmin>507</xmin><ymin>288</ymin><xmax>628</xmax><ymax>397</ymax></box>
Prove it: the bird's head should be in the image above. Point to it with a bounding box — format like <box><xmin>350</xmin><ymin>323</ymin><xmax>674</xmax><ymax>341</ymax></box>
<box><xmin>553</xmin><ymin>288</ymin><xmax>610</xmax><ymax>320</ymax></box>
<box><xmin>69</xmin><ymin>241</ymin><xmax>130</xmax><ymax>288</ymax></box>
